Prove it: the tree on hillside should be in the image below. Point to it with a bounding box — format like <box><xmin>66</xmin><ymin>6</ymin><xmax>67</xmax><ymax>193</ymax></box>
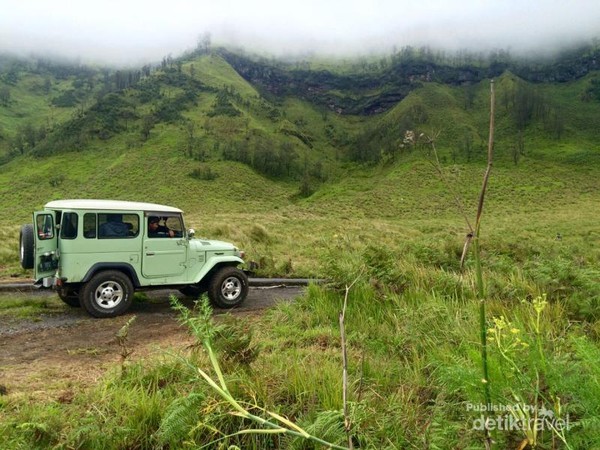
<box><xmin>36</xmin><ymin>124</ymin><xmax>47</xmax><ymax>143</ymax></box>
<box><xmin>464</xmin><ymin>84</ymin><xmax>476</xmax><ymax>109</ymax></box>
<box><xmin>298</xmin><ymin>172</ymin><xmax>314</xmax><ymax>198</ymax></box>
<box><xmin>10</xmin><ymin>132</ymin><xmax>24</xmax><ymax>155</ymax></box>
<box><xmin>0</xmin><ymin>86</ymin><xmax>10</xmax><ymax>106</ymax></box>
<box><xmin>511</xmin><ymin>82</ymin><xmax>565</xmax><ymax>141</ymax></box>
<box><xmin>198</xmin><ymin>33</ymin><xmax>211</xmax><ymax>54</ymax></box>
<box><xmin>462</xmin><ymin>133</ymin><xmax>474</xmax><ymax>162</ymax></box>
<box><xmin>51</xmin><ymin>89</ymin><xmax>79</xmax><ymax>107</ymax></box>
<box><xmin>511</xmin><ymin>131</ymin><xmax>525</xmax><ymax>165</ymax></box>
<box><xmin>21</xmin><ymin>123</ymin><xmax>37</xmax><ymax>150</ymax></box>
<box><xmin>114</xmin><ymin>70</ymin><xmax>141</xmax><ymax>90</ymax></box>
<box><xmin>43</xmin><ymin>77</ymin><xmax>52</xmax><ymax>95</ymax></box>
<box><xmin>584</xmin><ymin>77</ymin><xmax>600</xmax><ymax>101</ymax></box>
<box><xmin>278</xmin><ymin>141</ymin><xmax>299</xmax><ymax>176</ymax></box>
<box><xmin>252</xmin><ymin>137</ymin><xmax>279</xmax><ymax>176</ymax></box>
<box><xmin>121</xmin><ymin>107</ymin><xmax>137</xmax><ymax>131</ymax></box>
<box><xmin>513</xmin><ymin>84</ymin><xmax>536</xmax><ymax>130</ymax></box>
<box><xmin>183</xmin><ymin>120</ymin><xmax>205</xmax><ymax>159</ymax></box>
<box><xmin>2</xmin><ymin>68</ymin><xmax>19</xmax><ymax>85</ymax></box>
<box><xmin>513</xmin><ymin>83</ymin><xmax>550</xmax><ymax>132</ymax></box>
<box><xmin>140</xmin><ymin>114</ymin><xmax>156</xmax><ymax>141</ymax></box>
<box><xmin>546</xmin><ymin>110</ymin><xmax>565</xmax><ymax>140</ymax></box>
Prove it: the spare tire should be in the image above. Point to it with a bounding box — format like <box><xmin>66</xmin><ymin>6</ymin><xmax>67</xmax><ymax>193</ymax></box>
<box><xmin>19</xmin><ymin>224</ymin><xmax>34</xmax><ymax>270</ymax></box>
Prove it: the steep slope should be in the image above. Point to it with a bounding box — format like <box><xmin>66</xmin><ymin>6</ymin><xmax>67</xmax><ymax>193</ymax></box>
<box><xmin>0</xmin><ymin>53</ymin><xmax>340</xmax><ymax>225</ymax></box>
<box><xmin>0</xmin><ymin>48</ymin><xmax>598</xmax><ymax>222</ymax></box>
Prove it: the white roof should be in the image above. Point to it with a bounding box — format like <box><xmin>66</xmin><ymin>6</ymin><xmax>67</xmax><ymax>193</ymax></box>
<box><xmin>44</xmin><ymin>199</ymin><xmax>183</xmax><ymax>213</ymax></box>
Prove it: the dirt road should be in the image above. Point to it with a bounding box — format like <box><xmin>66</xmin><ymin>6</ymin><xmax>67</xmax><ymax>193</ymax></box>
<box><xmin>0</xmin><ymin>286</ymin><xmax>304</xmax><ymax>399</ymax></box>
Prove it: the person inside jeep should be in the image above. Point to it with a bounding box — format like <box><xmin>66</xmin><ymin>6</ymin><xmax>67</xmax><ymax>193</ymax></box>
<box><xmin>148</xmin><ymin>216</ymin><xmax>175</xmax><ymax>237</ymax></box>
<box><xmin>99</xmin><ymin>214</ymin><xmax>130</xmax><ymax>238</ymax></box>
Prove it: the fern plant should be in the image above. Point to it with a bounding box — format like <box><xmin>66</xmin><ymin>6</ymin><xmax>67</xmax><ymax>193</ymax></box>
<box><xmin>168</xmin><ymin>295</ymin><xmax>350</xmax><ymax>449</ymax></box>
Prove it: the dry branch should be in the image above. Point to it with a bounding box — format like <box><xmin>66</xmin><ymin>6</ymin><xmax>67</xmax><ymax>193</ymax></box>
<box><xmin>339</xmin><ymin>272</ymin><xmax>362</xmax><ymax>450</ymax></box>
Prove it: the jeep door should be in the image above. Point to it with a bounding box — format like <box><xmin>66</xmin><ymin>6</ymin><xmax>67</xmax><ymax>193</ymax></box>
<box><xmin>141</xmin><ymin>213</ymin><xmax>187</xmax><ymax>278</ymax></box>
<box><xmin>33</xmin><ymin>210</ymin><xmax>58</xmax><ymax>280</ymax></box>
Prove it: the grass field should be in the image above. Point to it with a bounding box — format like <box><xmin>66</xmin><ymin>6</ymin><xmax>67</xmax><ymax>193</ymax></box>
<box><xmin>1</xmin><ymin>147</ymin><xmax>598</xmax><ymax>448</ymax></box>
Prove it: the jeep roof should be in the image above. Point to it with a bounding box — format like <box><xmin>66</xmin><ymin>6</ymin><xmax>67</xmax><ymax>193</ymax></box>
<box><xmin>44</xmin><ymin>199</ymin><xmax>183</xmax><ymax>213</ymax></box>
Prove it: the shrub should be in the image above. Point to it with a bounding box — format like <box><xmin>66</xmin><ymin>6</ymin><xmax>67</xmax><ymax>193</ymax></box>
<box><xmin>189</xmin><ymin>166</ymin><xmax>219</xmax><ymax>181</ymax></box>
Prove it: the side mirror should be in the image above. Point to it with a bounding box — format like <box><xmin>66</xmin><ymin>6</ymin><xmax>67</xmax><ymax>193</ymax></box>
<box><xmin>187</xmin><ymin>228</ymin><xmax>195</xmax><ymax>239</ymax></box>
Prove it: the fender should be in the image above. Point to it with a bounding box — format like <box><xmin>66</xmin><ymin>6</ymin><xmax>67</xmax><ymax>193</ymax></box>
<box><xmin>193</xmin><ymin>256</ymin><xmax>244</xmax><ymax>284</ymax></box>
<box><xmin>81</xmin><ymin>263</ymin><xmax>142</xmax><ymax>287</ymax></box>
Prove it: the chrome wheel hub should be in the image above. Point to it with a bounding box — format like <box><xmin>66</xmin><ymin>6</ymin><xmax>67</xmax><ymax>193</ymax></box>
<box><xmin>94</xmin><ymin>281</ymin><xmax>124</xmax><ymax>309</ymax></box>
<box><xmin>221</xmin><ymin>277</ymin><xmax>241</xmax><ymax>300</ymax></box>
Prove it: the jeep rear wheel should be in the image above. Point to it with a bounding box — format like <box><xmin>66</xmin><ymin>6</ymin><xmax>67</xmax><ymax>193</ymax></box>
<box><xmin>58</xmin><ymin>288</ymin><xmax>81</xmax><ymax>307</ymax></box>
<box><xmin>19</xmin><ymin>224</ymin><xmax>34</xmax><ymax>270</ymax></box>
<box><xmin>80</xmin><ymin>271</ymin><xmax>134</xmax><ymax>318</ymax></box>
<box><xmin>208</xmin><ymin>267</ymin><xmax>248</xmax><ymax>308</ymax></box>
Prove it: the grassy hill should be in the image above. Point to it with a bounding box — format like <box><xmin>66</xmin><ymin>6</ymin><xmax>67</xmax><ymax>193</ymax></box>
<box><xmin>0</xmin><ymin>55</ymin><xmax>106</xmax><ymax>159</ymax></box>
<box><xmin>1</xmin><ymin>45</ymin><xmax>600</xmax><ymax>449</ymax></box>
<box><xmin>0</xmin><ymin>48</ymin><xmax>599</xmax><ymax>279</ymax></box>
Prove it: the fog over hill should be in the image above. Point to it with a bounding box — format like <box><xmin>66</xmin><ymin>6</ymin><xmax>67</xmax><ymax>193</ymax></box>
<box><xmin>1</xmin><ymin>0</ymin><xmax>600</xmax><ymax>66</ymax></box>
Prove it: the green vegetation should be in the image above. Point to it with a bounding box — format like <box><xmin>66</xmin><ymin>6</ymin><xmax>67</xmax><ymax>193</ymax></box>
<box><xmin>1</xmin><ymin>248</ymin><xmax>599</xmax><ymax>448</ymax></box>
<box><xmin>0</xmin><ymin>294</ymin><xmax>67</xmax><ymax>319</ymax></box>
<box><xmin>0</xmin><ymin>43</ymin><xmax>599</xmax><ymax>448</ymax></box>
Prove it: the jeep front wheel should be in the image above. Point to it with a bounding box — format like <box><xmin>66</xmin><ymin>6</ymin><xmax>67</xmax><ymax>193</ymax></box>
<box><xmin>179</xmin><ymin>284</ymin><xmax>205</xmax><ymax>299</ymax></box>
<box><xmin>208</xmin><ymin>267</ymin><xmax>248</xmax><ymax>308</ymax></box>
<box><xmin>80</xmin><ymin>271</ymin><xmax>134</xmax><ymax>318</ymax></box>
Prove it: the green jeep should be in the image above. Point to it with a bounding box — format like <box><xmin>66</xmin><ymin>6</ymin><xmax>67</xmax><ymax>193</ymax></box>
<box><xmin>19</xmin><ymin>200</ymin><xmax>249</xmax><ymax>318</ymax></box>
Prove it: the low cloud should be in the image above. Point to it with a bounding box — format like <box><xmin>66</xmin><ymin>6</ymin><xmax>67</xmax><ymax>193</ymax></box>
<box><xmin>1</xmin><ymin>0</ymin><xmax>599</xmax><ymax>65</ymax></box>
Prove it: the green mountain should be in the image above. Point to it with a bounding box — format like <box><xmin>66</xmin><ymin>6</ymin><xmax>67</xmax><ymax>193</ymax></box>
<box><xmin>2</xmin><ymin>45</ymin><xmax>600</xmax><ymax>450</ymax></box>
<box><xmin>0</xmin><ymin>45</ymin><xmax>599</xmax><ymax>277</ymax></box>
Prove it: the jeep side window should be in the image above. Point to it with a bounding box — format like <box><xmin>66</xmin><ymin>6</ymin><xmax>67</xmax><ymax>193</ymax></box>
<box><xmin>98</xmin><ymin>213</ymin><xmax>139</xmax><ymax>239</ymax></box>
<box><xmin>147</xmin><ymin>215</ymin><xmax>183</xmax><ymax>238</ymax></box>
<box><xmin>122</xmin><ymin>214</ymin><xmax>139</xmax><ymax>237</ymax></box>
<box><xmin>60</xmin><ymin>212</ymin><xmax>78</xmax><ymax>239</ymax></box>
<box><xmin>165</xmin><ymin>216</ymin><xmax>183</xmax><ymax>236</ymax></box>
<box><xmin>84</xmin><ymin>213</ymin><xmax>96</xmax><ymax>239</ymax></box>
<box><xmin>36</xmin><ymin>214</ymin><xmax>54</xmax><ymax>240</ymax></box>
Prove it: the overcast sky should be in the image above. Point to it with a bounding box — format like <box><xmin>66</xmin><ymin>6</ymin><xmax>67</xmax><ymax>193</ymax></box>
<box><xmin>1</xmin><ymin>0</ymin><xmax>599</xmax><ymax>66</ymax></box>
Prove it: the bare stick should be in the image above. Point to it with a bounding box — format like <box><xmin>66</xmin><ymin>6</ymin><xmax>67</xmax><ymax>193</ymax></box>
<box><xmin>476</xmin><ymin>80</ymin><xmax>496</xmax><ymax>231</ymax></box>
<box><xmin>339</xmin><ymin>311</ymin><xmax>352</xmax><ymax>449</ymax></box>
<box><xmin>461</xmin><ymin>80</ymin><xmax>496</xmax><ymax>271</ymax></box>
<box><xmin>460</xmin><ymin>233</ymin><xmax>474</xmax><ymax>269</ymax></box>
<box><xmin>476</xmin><ymin>79</ymin><xmax>495</xmax><ymax>450</ymax></box>
<box><xmin>340</xmin><ymin>272</ymin><xmax>362</xmax><ymax>450</ymax></box>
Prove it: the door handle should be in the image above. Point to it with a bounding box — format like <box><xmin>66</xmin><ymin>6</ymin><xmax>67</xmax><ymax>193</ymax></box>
<box><xmin>146</xmin><ymin>252</ymin><xmax>155</xmax><ymax>256</ymax></box>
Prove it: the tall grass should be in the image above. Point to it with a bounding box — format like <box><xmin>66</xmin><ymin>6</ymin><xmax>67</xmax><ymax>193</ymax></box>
<box><xmin>1</xmin><ymin>237</ymin><xmax>599</xmax><ymax>448</ymax></box>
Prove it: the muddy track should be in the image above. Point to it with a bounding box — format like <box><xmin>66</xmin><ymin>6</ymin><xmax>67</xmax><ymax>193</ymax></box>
<box><xmin>0</xmin><ymin>286</ymin><xmax>304</xmax><ymax>399</ymax></box>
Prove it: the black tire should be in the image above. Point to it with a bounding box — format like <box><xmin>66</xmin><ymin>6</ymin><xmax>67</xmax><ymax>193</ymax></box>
<box><xmin>208</xmin><ymin>266</ymin><xmax>248</xmax><ymax>308</ymax></box>
<box><xmin>179</xmin><ymin>285</ymin><xmax>205</xmax><ymax>299</ymax></box>
<box><xmin>58</xmin><ymin>288</ymin><xmax>81</xmax><ymax>308</ymax></box>
<box><xmin>79</xmin><ymin>271</ymin><xmax>134</xmax><ymax>318</ymax></box>
<box><xmin>19</xmin><ymin>224</ymin><xmax>34</xmax><ymax>270</ymax></box>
